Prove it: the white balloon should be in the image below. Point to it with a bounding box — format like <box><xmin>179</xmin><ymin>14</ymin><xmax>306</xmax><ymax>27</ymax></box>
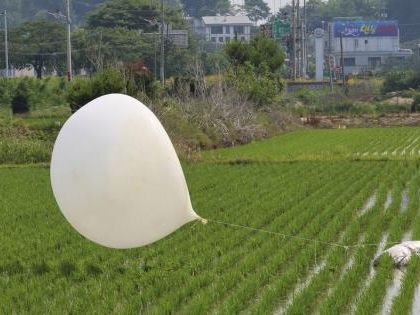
<box><xmin>50</xmin><ymin>94</ymin><xmax>200</xmax><ymax>249</ymax></box>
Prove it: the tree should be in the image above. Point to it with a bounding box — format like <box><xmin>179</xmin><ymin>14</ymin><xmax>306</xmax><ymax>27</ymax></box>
<box><xmin>180</xmin><ymin>0</ymin><xmax>231</xmax><ymax>17</ymax></box>
<box><xmin>244</xmin><ymin>0</ymin><xmax>271</xmax><ymax>23</ymax></box>
<box><xmin>249</xmin><ymin>35</ymin><xmax>284</xmax><ymax>72</ymax></box>
<box><xmin>225</xmin><ymin>35</ymin><xmax>285</xmax><ymax>73</ymax></box>
<box><xmin>72</xmin><ymin>27</ymin><xmax>154</xmax><ymax>73</ymax></box>
<box><xmin>224</xmin><ymin>40</ymin><xmax>253</xmax><ymax>68</ymax></box>
<box><xmin>8</xmin><ymin>20</ymin><xmax>66</xmax><ymax>79</ymax></box>
<box><xmin>86</xmin><ymin>0</ymin><xmax>185</xmax><ymax>31</ymax></box>
<box><xmin>224</xmin><ymin>36</ymin><xmax>285</xmax><ymax>105</ymax></box>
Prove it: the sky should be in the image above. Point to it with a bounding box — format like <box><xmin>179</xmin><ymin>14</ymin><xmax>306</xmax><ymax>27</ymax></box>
<box><xmin>231</xmin><ymin>0</ymin><xmax>292</xmax><ymax>14</ymax></box>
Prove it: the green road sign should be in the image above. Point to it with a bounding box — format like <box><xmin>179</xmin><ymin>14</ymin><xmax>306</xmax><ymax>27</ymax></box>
<box><xmin>273</xmin><ymin>19</ymin><xmax>291</xmax><ymax>40</ymax></box>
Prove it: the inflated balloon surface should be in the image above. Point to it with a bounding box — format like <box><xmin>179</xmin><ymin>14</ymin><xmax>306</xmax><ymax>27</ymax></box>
<box><xmin>50</xmin><ymin>94</ymin><xmax>199</xmax><ymax>249</ymax></box>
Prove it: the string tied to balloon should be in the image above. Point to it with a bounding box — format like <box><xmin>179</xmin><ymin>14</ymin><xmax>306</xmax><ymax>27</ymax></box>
<box><xmin>202</xmin><ymin>218</ymin><xmax>401</xmax><ymax>251</ymax></box>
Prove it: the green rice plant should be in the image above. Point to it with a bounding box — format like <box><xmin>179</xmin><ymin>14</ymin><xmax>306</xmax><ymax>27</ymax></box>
<box><xmin>175</xmin><ymin>163</ymin><xmax>381</xmax><ymax>314</ymax></box>
<box><xmin>203</xmin><ymin>127</ymin><xmax>420</xmax><ymax>163</ymax></box>
<box><xmin>353</xmin><ymin>169</ymin><xmax>420</xmax><ymax>315</ymax></box>
<box><xmin>390</xmin><ymin>256</ymin><xmax>420</xmax><ymax>315</ymax></box>
<box><xmin>3</xmin><ymin>127</ymin><xmax>420</xmax><ymax>313</ymax></box>
<box><xmin>285</xmin><ymin>163</ymin><xmax>416</xmax><ymax>315</ymax></box>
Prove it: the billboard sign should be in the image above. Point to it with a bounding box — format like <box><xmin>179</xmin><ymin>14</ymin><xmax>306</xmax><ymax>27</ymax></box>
<box><xmin>273</xmin><ymin>19</ymin><xmax>291</xmax><ymax>40</ymax></box>
<box><xmin>334</xmin><ymin>20</ymin><xmax>398</xmax><ymax>38</ymax></box>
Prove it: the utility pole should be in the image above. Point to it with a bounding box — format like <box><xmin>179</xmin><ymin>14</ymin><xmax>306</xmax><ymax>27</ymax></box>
<box><xmin>329</xmin><ymin>55</ymin><xmax>334</xmax><ymax>91</ymax></box>
<box><xmin>302</xmin><ymin>0</ymin><xmax>306</xmax><ymax>78</ymax></box>
<box><xmin>160</xmin><ymin>0</ymin><xmax>165</xmax><ymax>85</ymax></box>
<box><xmin>291</xmin><ymin>0</ymin><xmax>296</xmax><ymax>80</ymax></box>
<box><xmin>3</xmin><ymin>10</ymin><xmax>9</xmax><ymax>78</ymax></box>
<box><xmin>296</xmin><ymin>0</ymin><xmax>300</xmax><ymax>77</ymax></box>
<box><xmin>340</xmin><ymin>32</ymin><xmax>345</xmax><ymax>91</ymax></box>
<box><xmin>66</xmin><ymin>0</ymin><xmax>72</xmax><ymax>81</ymax></box>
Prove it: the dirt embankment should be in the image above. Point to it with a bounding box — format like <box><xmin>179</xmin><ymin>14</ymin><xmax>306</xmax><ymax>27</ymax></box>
<box><xmin>302</xmin><ymin>113</ymin><xmax>420</xmax><ymax>129</ymax></box>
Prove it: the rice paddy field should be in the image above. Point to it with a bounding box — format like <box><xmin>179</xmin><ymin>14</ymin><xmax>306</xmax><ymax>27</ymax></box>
<box><xmin>3</xmin><ymin>127</ymin><xmax>420</xmax><ymax>314</ymax></box>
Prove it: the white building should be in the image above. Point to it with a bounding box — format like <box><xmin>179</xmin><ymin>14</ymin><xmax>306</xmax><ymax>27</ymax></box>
<box><xmin>327</xmin><ymin>19</ymin><xmax>412</xmax><ymax>74</ymax></box>
<box><xmin>189</xmin><ymin>16</ymin><xmax>253</xmax><ymax>44</ymax></box>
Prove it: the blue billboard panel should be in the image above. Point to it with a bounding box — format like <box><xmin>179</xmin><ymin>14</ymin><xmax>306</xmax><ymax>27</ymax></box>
<box><xmin>334</xmin><ymin>20</ymin><xmax>399</xmax><ymax>38</ymax></box>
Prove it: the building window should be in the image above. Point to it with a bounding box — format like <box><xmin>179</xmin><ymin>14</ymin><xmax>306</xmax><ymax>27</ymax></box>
<box><xmin>211</xmin><ymin>37</ymin><xmax>216</xmax><ymax>42</ymax></box>
<box><xmin>234</xmin><ymin>25</ymin><xmax>245</xmax><ymax>34</ymax></box>
<box><xmin>219</xmin><ymin>37</ymin><xmax>224</xmax><ymax>43</ymax></box>
<box><xmin>354</xmin><ymin>39</ymin><xmax>359</xmax><ymax>49</ymax></box>
<box><xmin>365</xmin><ymin>39</ymin><xmax>369</xmax><ymax>45</ymax></box>
<box><xmin>240</xmin><ymin>36</ymin><xmax>246</xmax><ymax>41</ymax></box>
<box><xmin>211</xmin><ymin>26</ymin><xmax>223</xmax><ymax>34</ymax></box>
<box><xmin>368</xmin><ymin>57</ymin><xmax>382</xmax><ymax>67</ymax></box>
<box><xmin>343</xmin><ymin>57</ymin><xmax>356</xmax><ymax>67</ymax></box>
<box><xmin>224</xmin><ymin>26</ymin><xmax>229</xmax><ymax>34</ymax></box>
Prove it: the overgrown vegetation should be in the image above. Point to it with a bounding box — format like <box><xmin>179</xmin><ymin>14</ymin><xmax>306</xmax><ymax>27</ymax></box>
<box><xmin>224</xmin><ymin>36</ymin><xmax>285</xmax><ymax>106</ymax></box>
<box><xmin>382</xmin><ymin>71</ymin><xmax>420</xmax><ymax>94</ymax></box>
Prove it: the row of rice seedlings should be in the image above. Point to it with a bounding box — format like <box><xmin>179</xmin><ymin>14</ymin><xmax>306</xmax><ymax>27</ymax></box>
<box><xmin>138</xmin><ymin>163</ymin><xmax>289</xmax><ymax>262</ymax></box>
<box><xmin>386</xmin><ymin>130</ymin><xmax>416</xmax><ymax>157</ymax></box>
<box><xmin>353</xmin><ymin>164</ymin><xmax>420</xmax><ymax>315</ymax></box>
<box><xmin>135</xmin><ymin>164</ymin><xmax>301</xmax><ymax>308</ymax></box>
<box><xmin>284</xmin><ymin>163</ymin><xmax>414</xmax><ymax>315</ymax></box>
<box><xmin>380</xmin><ymin>175</ymin><xmax>420</xmax><ymax>315</ymax></box>
<box><xmin>143</xmin><ymin>165</ymin><xmax>336</xmax><ymax>296</ymax></box>
<box><xmin>0</xmin><ymin>164</ymin><xmax>302</xmax><ymax>312</ymax></box>
<box><xmin>389</xmin><ymin>183</ymin><xmax>420</xmax><ymax>315</ymax></box>
<box><xmin>316</xmin><ymin>167</ymin><xmax>414</xmax><ymax>315</ymax></box>
<box><xmin>168</xmin><ymin>163</ymin><xmax>376</xmax><ymax>314</ymax></box>
<box><xmin>208</xmin><ymin>163</ymin><xmax>384</xmax><ymax>314</ymax></box>
<box><xmin>282</xmin><ymin>173</ymin><xmax>393</xmax><ymax>315</ymax></box>
<box><xmin>347</xmin><ymin>179</ymin><xmax>402</xmax><ymax>314</ymax></box>
<box><xmin>204</xmin><ymin>128</ymin><xmax>395</xmax><ymax>162</ymax></box>
<box><xmin>410</xmin><ymin>209</ymin><xmax>420</xmax><ymax>315</ymax></box>
<box><xmin>144</xmin><ymin>171</ymin><xmax>295</xmax><ymax>308</ymax></box>
<box><xmin>238</xmin><ymin>165</ymin><xmax>388</xmax><ymax>312</ymax></box>
<box><xmin>389</xmin><ymin>256</ymin><xmax>420</xmax><ymax>315</ymax></box>
<box><xmin>140</xmin><ymin>162</ymin><xmax>337</xmax><ymax>309</ymax></box>
<box><xmin>315</xmin><ymin>190</ymin><xmax>388</xmax><ymax>314</ymax></box>
<box><xmin>150</xmin><ymin>162</ymin><xmax>365</xmax><ymax>313</ymax></box>
<box><xmin>2</xmin><ymin>165</ymin><xmax>328</xmax><ymax>314</ymax></box>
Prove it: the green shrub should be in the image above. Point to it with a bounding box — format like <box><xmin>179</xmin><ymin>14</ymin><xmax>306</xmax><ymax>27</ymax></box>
<box><xmin>226</xmin><ymin>62</ymin><xmax>282</xmax><ymax>106</ymax></box>
<box><xmin>126</xmin><ymin>70</ymin><xmax>158</xmax><ymax>99</ymax></box>
<box><xmin>66</xmin><ymin>68</ymin><xmax>126</xmax><ymax>112</ymax></box>
<box><xmin>0</xmin><ymin>78</ymin><xmax>15</xmax><ymax>107</ymax></box>
<box><xmin>412</xmin><ymin>91</ymin><xmax>420</xmax><ymax>112</ymax></box>
<box><xmin>292</xmin><ymin>88</ymin><xmax>322</xmax><ymax>106</ymax></box>
<box><xmin>382</xmin><ymin>71</ymin><xmax>420</xmax><ymax>93</ymax></box>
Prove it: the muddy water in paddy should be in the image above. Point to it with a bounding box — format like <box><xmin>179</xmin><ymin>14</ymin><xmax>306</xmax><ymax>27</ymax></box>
<box><xmin>275</xmin><ymin>260</ymin><xmax>327</xmax><ymax>315</ymax></box>
<box><xmin>384</xmin><ymin>191</ymin><xmax>393</xmax><ymax>211</ymax></box>
<box><xmin>358</xmin><ymin>193</ymin><xmax>377</xmax><ymax>217</ymax></box>
<box><xmin>411</xmin><ymin>285</ymin><xmax>420</xmax><ymax>314</ymax></box>
<box><xmin>275</xmin><ymin>233</ymin><xmax>347</xmax><ymax>315</ymax></box>
<box><xmin>400</xmin><ymin>189</ymin><xmax>409</xmax><ymax>213</ymax></box>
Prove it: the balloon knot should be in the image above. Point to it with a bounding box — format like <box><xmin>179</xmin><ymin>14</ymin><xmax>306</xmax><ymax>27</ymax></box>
<box><xmin>199</xmin><ymin>218</ymin><xmax>208</xmax><ymax>225</ymax></box>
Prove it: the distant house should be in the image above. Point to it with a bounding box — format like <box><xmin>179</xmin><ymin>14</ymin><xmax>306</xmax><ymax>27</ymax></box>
<box><xmin>188</xmin><ymin>15</ymin><xmax>253</xmax><ymax>43</ymax></box>
<box><xmin>327</xmin><ymin>19</ymin><xmax>413</xmax><ymax>74</ymax></box>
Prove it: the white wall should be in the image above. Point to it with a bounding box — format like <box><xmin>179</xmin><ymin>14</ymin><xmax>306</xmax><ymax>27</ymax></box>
<box><xmin>332</xmin><ymin>36</ymin><xmax>399</xmax><ymax>53</ymax></box>
<box><xmin>205</xmin><ymin>24</ymin><xmax>251</xmax><ymax>42</ymax></box>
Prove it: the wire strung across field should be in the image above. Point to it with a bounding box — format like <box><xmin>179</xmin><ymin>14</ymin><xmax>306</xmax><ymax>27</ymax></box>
<box><xmin>203</xmin><ymin>218</ymin><xmax>402</xmax><ymax>250</ymax></box>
